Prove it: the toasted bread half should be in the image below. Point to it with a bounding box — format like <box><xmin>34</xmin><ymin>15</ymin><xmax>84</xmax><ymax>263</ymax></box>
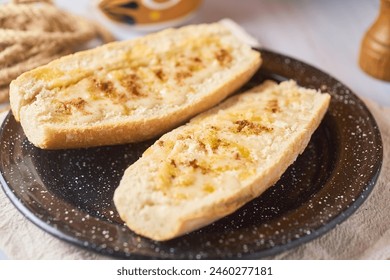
<box><xmin>114</xmin><ymin>80</ymin><xmax>331</xmax><ymax>241</ymax></box>
<box><xmin>9</xmin><ymin>23</ymin><xmax>261</xmax><ymax>149</ymax></box>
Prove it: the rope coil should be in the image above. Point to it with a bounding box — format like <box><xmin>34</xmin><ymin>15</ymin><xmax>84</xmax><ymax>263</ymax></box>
<box><xmin>0</xmin><ymin>0</ymin><xmax>114</xmax><ymax>102</ymax></box>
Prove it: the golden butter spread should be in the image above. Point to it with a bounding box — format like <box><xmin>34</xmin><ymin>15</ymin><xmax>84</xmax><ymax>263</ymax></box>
<box><xmin>34</xmin><ymin>36</ymin><xmax>234</xmax><ymax>124</ymax></box>
<box><xmin>142</xmin><ymin>84</ymin><xmax>321</xmax><ymax>202</ymax></box>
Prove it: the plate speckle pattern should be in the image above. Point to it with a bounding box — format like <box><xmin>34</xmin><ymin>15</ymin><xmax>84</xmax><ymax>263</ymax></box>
<box><xmin>0</xmin><ymin>49</ymin><xmax>383</xmax><ymax>259</ymax></box>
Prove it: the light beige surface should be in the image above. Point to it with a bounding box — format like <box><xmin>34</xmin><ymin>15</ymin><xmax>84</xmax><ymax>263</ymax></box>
<box><xmin>0</xmin><ymin>98</ymin><xmax>389</xmax><ymax>259</ymax></box>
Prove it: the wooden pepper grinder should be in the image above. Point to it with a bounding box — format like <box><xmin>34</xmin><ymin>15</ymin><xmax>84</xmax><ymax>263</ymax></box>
<box><xmin>359</xmin><ymin>0</ymin><xmax>390</xmax><ymax>81</ymax></box>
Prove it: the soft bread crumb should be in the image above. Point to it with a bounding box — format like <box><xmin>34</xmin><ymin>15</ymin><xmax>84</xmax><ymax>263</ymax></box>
<box><xmin>9</xmin><ymin>23</ymin><xmax>261</xmax><ymax>149</ymax></box>
<box><xmin>114</xmin><ymin>80</ymin><xmax>331</xmax><ymax>241</ymax></box>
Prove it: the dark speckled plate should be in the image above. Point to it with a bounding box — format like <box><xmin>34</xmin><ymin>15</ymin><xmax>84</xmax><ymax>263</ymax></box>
<box><xmin>0</xmin><ymin>49</ymin><xmax>383</xmax><ymax>259</ymax></box>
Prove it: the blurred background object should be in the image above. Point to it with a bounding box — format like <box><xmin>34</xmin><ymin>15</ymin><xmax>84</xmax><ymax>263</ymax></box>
<box><xmin>97</xmin><ymin>0</ymin><xmax>202</xmax><ymax>31</ymax></box>
<box><xmin>359</xmin><ymin>0</ymin><xmax>390</xmax><ymax>81</ymax></box>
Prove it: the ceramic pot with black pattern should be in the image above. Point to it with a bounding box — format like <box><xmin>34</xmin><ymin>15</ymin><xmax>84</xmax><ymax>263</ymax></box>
<box><xmin>98</xmin><ymin>0</ymin><xmax>202</xmax><ymax>30</ymax></box>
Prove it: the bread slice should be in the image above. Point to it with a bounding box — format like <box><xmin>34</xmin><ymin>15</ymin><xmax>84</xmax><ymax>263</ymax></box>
<box><xmin>114</xmin><ymin>80</ymin><xmax>331</xmax><ymax>241</ymax></box>
<box><xmin>9</xmin><ymin>23</ymin><xmax>260</xmax><ymax>149</ymax></box>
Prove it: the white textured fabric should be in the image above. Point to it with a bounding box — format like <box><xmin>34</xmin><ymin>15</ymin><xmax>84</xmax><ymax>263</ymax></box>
<box><xmin>0</xmin><ymin>99</ymin><xmax>389</xmax><ymax>259</ymax></box>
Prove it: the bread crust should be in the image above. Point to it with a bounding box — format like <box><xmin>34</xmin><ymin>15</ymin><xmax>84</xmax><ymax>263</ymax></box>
<box><xmin>9</xmin><ymin>23</ymin><xmax>261</xmax><ymax>149</ymax></box>
<box><xmin>114</xmin><ymin>80</ymin><xmax>331</xmax><ymax>241</ymax></box>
